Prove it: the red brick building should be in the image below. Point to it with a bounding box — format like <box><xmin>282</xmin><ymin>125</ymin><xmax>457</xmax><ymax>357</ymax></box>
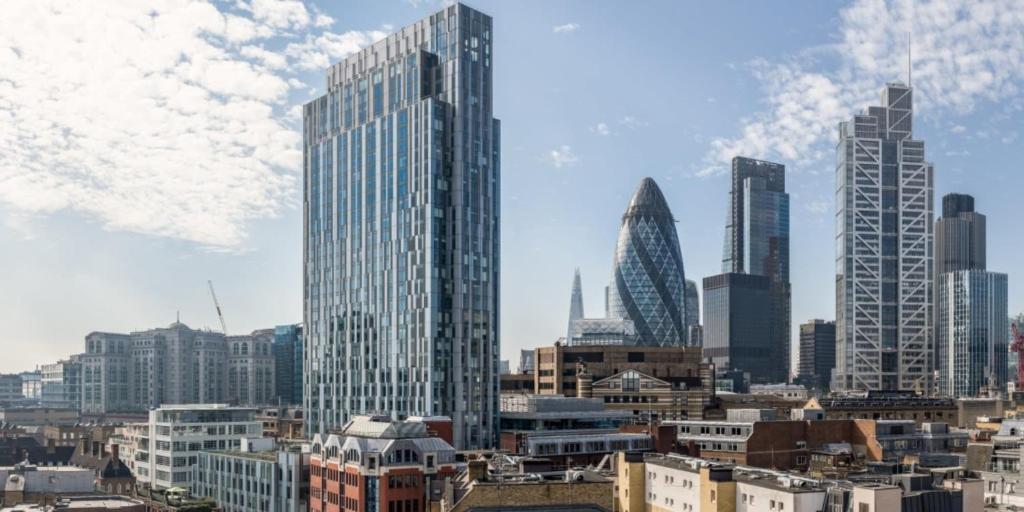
<box><xmin>309</xmin><ymin>416</ymin><xmax>458</xmax><ymax>512</ymax></box>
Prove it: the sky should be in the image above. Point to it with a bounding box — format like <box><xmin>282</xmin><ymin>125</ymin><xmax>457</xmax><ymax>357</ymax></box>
<box><xmin>1</xmin><ymin>0</ymin><xmax>1023</xmax><ymax>374</ymax></box>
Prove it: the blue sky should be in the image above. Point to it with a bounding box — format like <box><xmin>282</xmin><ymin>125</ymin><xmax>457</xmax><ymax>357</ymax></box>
<box><xmin>1</xmin><ymin>0</ymin><xmax>1022</xmax><ymax>373</ymax></box>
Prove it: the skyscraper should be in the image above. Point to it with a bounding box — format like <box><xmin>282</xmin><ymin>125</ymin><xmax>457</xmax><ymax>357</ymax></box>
<box><xmin>934</xmin><ymin>194</ymin><xmax>1006</xmax><ymax>397</ymax></box>
<box><xmin>273</xmin><ymin>324</ymin><xmax>303</xmax><ymax>405</ymax></box>
<box><xmin>684</xmin><ymin>279</ymin><xmax>700</xmax><ymax>346</ymax></box>
<box><xmin>935</xmin><ymin>193</ymin><xmax>986</xmax><ymax>278</ymax></box>
<box><xmin>302</xmin><ymin>4</ymin><xmax>500</xmax><ymax>448</ymax></box>
<box><xmin>702</xmin><ymin>273</ymin><xmax>772</xmax><ymax>381</ymax></box>
<box><xmin>606</xmin><ymin>177</ymin><xmax>688</xmax><ymax>346</ymax></box>
<box><xmin>797</xmin><ymin>319</ymin><xmax>836</xmax><ymax>391</ymax></box>
<box><xmin>704</xmin><ymin>156</ymin><xmax>790</xmax><ymax>382</ymax></box>
<box><xmin>834</xmin><ymin>83</ymin><xmax>934</xmax><ymax>392</ymax></box>
<box><xmin>567</xmin><ymin>268</ymin><xmax>584</xmax><ymax>342</ymax></box>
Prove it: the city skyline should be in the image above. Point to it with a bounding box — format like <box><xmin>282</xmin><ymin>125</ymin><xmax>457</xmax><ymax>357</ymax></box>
<box><xmin>2</xmin><ymin>1</ymin><xmax>1024</xmax><ymax>374</ymax></box>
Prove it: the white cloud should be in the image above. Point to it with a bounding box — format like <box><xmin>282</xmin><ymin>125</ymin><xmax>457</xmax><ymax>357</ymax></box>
<box><xmin>619</xmin><ymin>116</ymin><xmax>649</xmax><ymax>129</ymax></box>
<box><xmin>0</xmin><ymin>0</ymin><xmax>383</xmax><ymax>248</ymax></box>
<box><xmin>951</xmin><ymin>124</ymin><xmax>967</xmax><ymax>133</ymax></box>
<box><xmin>590</xmin><ymin>122</ymin><xmax>611</xmax><ymax>136</ymax></box>
<box><xmin>546</xmin><ymin>145</ymin><xmax>579</xmax><ymax>169</ymax></box>
<box><xmin>805</xmin><ymin>199</ymin><xmax>831</xmax><ymax>215</ymax></box>
<box><xmin>553</xmin><ymin>23</ymin><xmax>580</xmax><ymax>34</ymax></box>
<box><xmin>704</xmin><ymin>0</ymin><xmax>1024</xmax><ymax>174</ymax></box>
<box><xmin>285</xmin><ymin>29</ymin><xmax>389</xmax><ymax>71</ymax></box>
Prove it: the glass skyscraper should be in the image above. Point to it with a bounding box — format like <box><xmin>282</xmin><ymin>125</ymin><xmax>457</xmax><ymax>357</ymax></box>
<box><xmin>302</xmin><ymin>4</ymin><xmax>500</xmax><ymax>449</ymax></box>
<box><xmin>704</xmin><ymin>156</ymin><xmax>790</xmax><ymax>383</ymax></box>
<box><xmin>834</xmin><ymin>83</ymin><xmax>934</xmax><ymax>392</ymax></box>
<box><xmin>934</xmin><ymin>194</ymin><xmax>1006</xmax><ymax>397</ymax></box>
<box><xmin>606</xmin><ymin>177</ymin><xmax>688</xmax><ymax>346</ymax></box>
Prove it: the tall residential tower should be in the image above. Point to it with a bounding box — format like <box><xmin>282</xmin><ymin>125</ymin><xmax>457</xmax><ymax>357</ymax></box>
<box><xmin>834</xmin><ymin>83</ymin><xmax>934</xmax><ymax>392</ymax></box>
<box><xmin>302</xmin><ymin>4</ymin><xmax>500</xmax><ymax>448</ymax></box>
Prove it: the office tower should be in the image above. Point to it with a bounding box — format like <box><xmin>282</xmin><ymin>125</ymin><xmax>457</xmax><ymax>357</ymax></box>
<box><xmin>606</xmin><ymin>177</ymin><xmax>688</xmax><ymax>346</ymax></box>
<box><xmin>40</xmin><ymin>357</ymin><xmax>82</xmax><ymax>409</ymax></box>
<box><xmin>935</xmin><ymin>193</ymin><xmax>986</xmax><ymax>279</ymax></box>
<box><xmin>936</xmin><ymin>270</ymin><xmax>1007</xmax><ymax>396</ymax></box>
<box><xmin>133</xmin><ymin>404</ymin><xmax>261</xmax><ymax>490</ymax></box>
<box><xmin>227</xmin><ymin>330</ymin><xmax>276</xmax><ymax>406</ymax></box>
<box><xmin>684</xmin><ymin>279</ymin><xmax>700</xmax><ymax>345</ymax></box>
<box><xmin>273</xmin><ymin>324</ymin><xmax>304</xmax><ymax>405</ymax></box>
<box><xmin>567</xmin><ymin>269</ymin><xmax>584</xmax><ymax>342</ymax></box>
<box><xmin>797</xmin><ymin>320</ymin><xmax>836</xmax><ymax>391</ymax></box>
<box><xmin>935</xmin><ymin>195</ymin><xmax>1006</xmax><ymax>397</ymax></box>
<box><xmin>705</xmin><ymin>156</ymin><xmax>790</xmax><ymax>381</ymax></box>
<box><xmin>702</xmin><ymin>273</ymin><xmax>775</xmax><ymax>382</ymax></box>
<box><xmin>834</xmin><ymin>83</ymin><xmax>934</xmax><ymax>392</ymax></box>
<box><xmin>81</xmin><ymin>323</ymin><xmax>276</xmax><ymax>414</ymax></box>
<box><xmin>0</xmin><ymin>374</ymin><xmax>23</xmax><ymax>403</ymax></box>
<box><xmin>302</xmin><ymin>4</ymin><xmax>500</xmax><ymax>448</ymax></box>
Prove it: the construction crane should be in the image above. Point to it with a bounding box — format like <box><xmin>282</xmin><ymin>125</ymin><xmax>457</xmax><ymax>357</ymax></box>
<box><xmin>208</xmin><ymin>280</ymin><xmax>228</xmax><ymax>335</ymax></box>
<box><xmin>1011</xmin><ymin>323</ymin><xmax>1024</xmax><ymax>388</ymax></box>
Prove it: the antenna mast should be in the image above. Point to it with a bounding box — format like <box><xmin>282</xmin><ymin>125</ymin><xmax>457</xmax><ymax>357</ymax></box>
<box><xmin>208</xmin><ymin>280</ymin><xmax>228</xmax><ymax>335</ymax></box>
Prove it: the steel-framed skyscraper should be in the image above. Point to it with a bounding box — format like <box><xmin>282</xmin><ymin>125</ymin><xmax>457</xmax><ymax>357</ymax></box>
<box><xmin>302</xmin><ymin>3</ymin><xmax>500</xmax><ymax>449</ymax></box>
<box><xmin>834</xmin><ymin>83</ymin><xmax>934</xmax><ymax>392</ymax></box>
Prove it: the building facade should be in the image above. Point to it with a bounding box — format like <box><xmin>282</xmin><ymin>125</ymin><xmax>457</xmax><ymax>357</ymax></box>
<box><xmin>711</xmin><ymin>156</ymin><xmax>791</xmax><ymax>383</ymax></box>
<box><xmin>82</xmin><ymin>323</ymin><xmax>275</xmax><ymax>415</ymax></box>
<box><xmin>273</xmin><ymin>324</ymin><xmax>304</xmax><ymax>407</ymax></box>
<box><xmin>606</xmin><ymin>178</ymin><xmax>689</xmax><ymax>347</ymax></box>
<box><xmin>132</xmin><ymin>404</ymin><xmax>262</xmax><ymax>490</ymax></box>
<box><xmin>936</xmin><ymin>270</ymin><xmax>1008</xmax><ymax>397</ymax></box>
<box><xmin>19</xmin><ymin>372</ymin><xmax>41</xmax><ymax>401</ymax></box>
<box><xmin>797</xmin><ymin>320</ymin><xmax>836</xmax><ymax>391</ymax></box>
<box><xmin>834</xmin><ymin>83</ymin><xmax>935</xmax><ymax>392</ymax></box>
<box><xmin>533</xmin><ymin>343</ymin><xmax>713</xmax><ymax>402</ymax></box>
<box><xmin>309</xmin><ymin>416</ymin><xmax>458</xmax><ymax>512</ymax></box>
<box><xmin>40</xmin><ymin>358</ymin><xmax>82</xmax><ymax>409</ymax></box>
<box><xmin>702</xmin><ymin>273</ymin><xmax>777</xmax><ymax>382</ymax></box>
<box><xmin>0</xmin><ymin>375</ymin><xmax>23</xmax><ymax>404</ymax></box>
<box><xmin>934</xmin><ymin>194</ymin><xmax>1007</xmax><ymax>398</ymax></box>
<box><xmin>302</xmin><ymin>3</ymin><xmax>500</xmax><ymax>449</ymax></box>
<box><xmin>192</xmin><ymin>439</ymin><xmax>309</xmax><ymax>512</ymax></box>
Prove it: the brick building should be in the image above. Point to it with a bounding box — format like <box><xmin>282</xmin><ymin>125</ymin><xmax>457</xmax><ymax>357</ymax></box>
<box><xmin>309</xmin><ymin>416</ymin><xmax>457</xmax><ymax>512</ymax></box>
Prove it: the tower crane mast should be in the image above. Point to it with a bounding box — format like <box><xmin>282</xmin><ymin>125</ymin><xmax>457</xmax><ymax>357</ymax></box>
<box><xmin>208</xmin><ymin>280</ymin><xmax>228</xmax><ymax>335</ymax></box>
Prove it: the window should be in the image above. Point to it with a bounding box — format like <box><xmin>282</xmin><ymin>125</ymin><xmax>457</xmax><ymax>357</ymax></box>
<box><xmin>710</xmin><ymin>490</ymin><xmax>716</xmax><ymax>503</ymax></box>
<box><xmin>858</xmin><ymin>503</ymin><xmax>869</xmax><ymax>512</ymax></box>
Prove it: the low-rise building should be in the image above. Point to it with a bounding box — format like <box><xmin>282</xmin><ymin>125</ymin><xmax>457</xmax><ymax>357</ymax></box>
<box><xmin>129</xmin><ymin>404</ymin><xmax>262</xmax><ymax>490</ymax></box>
<box><xmin>192</xmin><ymin>438</ymin><xmax>309</xmax><ymax>512</ymax></box>
<box><xmin>258</xmin><ymin>406</ymin><xmax>303</xmax><ymax>440</ymax></box>
<box><xmin>671</xmin><ymin>411</ymin><xmax>968</xmax><ymax>471</ymax></box>
<box><xmin>0</xmin><ymin>463</ymin><xmax>93</xmax><ymax>507</ymax></box>
<box><xmin>0</xmin><ymin>408</ymin><xmax>78</xmax><ymax>428</ymax></box>
<box><xmin>0</xmin><ymin>377</ymin><xmax>23</xmax><ymax>405</ymax></box>
<box><xmin>0</xmin><ymin>495</ymin><xmax>145</xmax><ymax>511</ymax></box>
<box><xmin>812</xmin><ymin>391</ymin><xmax>958</xmax><ymax>427</ymax></box>
<box><xmin>444</xmin><ymin>459</ymin><xmax>613</xmax><ymax>512</ymax></box>
<box><xmin>309</xmin><ymin>416</ymin><xmax>459</xmax><ymax>512</ymax></box>
<box><xmin>618</xmin><ymin>452</ymin><xmax>984</xmax><ymax>512</ymax></box>
<box><xmin>748</xmin><ymin>384</ymin><xmax>808</xmax><ymax>401</ymax></box>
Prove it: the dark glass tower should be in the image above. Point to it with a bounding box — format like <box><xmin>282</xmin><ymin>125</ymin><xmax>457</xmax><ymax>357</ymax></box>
<box><xmin>797</xmin><ymin>319</ymin><xmax>836</xmax><ymax>391</ymax></box>
<box><xmin>705</xmin><ymin>156</ymin><xmax>790</xmax><ymax>383</ymax></box>
<box><xmin>934</xmin><ymin>194</ymin><xmax>1006</xmax><ymax>397</ymax></box>
<box><xmin>606</xmin><ymin>178</ymin><xmax>688</xmax><ymax>346</ymax></box>
<box><xmin>302</xmin><ymin>4</ymin><xmax>500</xmax><ymax>448</ymax></box>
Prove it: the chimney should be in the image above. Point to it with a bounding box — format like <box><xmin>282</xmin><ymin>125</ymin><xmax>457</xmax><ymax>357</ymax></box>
<box><xmin>111</xmin><ymin>444</ymin><xmax>120</xmax><ymax>462</ymax></box>
<box><xmin>467</xmin><ymin>459</ymin><xmax>488</xmax><ymax>482</ymax></box>
<box><xmin>46</xmin><ymin>438</ymin><xmax>55</xmax><ymax>454</ymax></box>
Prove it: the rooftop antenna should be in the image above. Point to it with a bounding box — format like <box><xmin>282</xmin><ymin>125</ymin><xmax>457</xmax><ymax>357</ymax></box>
<box><xmin>907</xmin><ymin>31</ymin><xmax>912</xmax><ymax>87</ymax></box>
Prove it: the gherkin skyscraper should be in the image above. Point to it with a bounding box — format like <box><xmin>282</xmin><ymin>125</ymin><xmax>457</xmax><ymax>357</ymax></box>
<box><xmin>607</xmin><ymin>178</ymin><xmax>688</xmax><ymax>346</ymax></box>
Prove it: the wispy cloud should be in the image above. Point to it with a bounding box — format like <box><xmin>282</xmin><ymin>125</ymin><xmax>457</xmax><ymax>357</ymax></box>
<box><xmin>701</xmin><ymin>0</ymin><xmax>1024</xmax><ymax>176</ymax></box>
<box><xmin>619</xmin><ymin>116</ymin><xmax>649</xmax><ymax>129</ymax></box>
<box><xmin>0</xmin><ymin>0</ymin><xmax>386</xmax><ymax>248</ymax></box>
<box><xmin>590</xmin><ymin>122</ymin><xmax>612</xmax><ymax>136</ymax></box>
<box><xmin>553</xmin><ymin>23</ymin><xmax>580</xmax><ymax>34</ymax></box>
<box><xmin>546</xmin><ymin>145</ymin><xmax>579</xmax><ymax>168</ymax></box>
